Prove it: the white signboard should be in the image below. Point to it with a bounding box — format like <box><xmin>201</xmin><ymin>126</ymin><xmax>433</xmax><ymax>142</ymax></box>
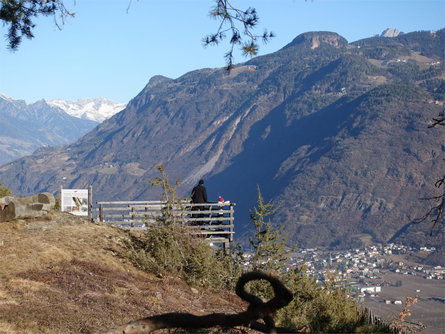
<box><xmin>61</xmin><ymin>188</ymin><xmax>89</xmax><ymax>216</ymax></box>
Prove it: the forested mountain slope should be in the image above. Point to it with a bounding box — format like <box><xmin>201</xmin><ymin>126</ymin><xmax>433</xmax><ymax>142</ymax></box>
<box><xmin>1</xmin><ymin>29</ymin><xmax>443</xmax><ymax>249</ymax></box>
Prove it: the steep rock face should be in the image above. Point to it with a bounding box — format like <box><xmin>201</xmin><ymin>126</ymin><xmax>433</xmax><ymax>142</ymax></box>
<box><xmin>381</xmin><ymin>28</ymin><xmax>403</xmax><ymax>37</ymax></box>
<box><xmin>283</xmin><ymin>31</ymin><xmax>348</xmax><ymax>50</ymax></box>
<box><xmin>0</xmin><ymin>30</ymin><xmax>444</xmax><ymax>249</ymax></box>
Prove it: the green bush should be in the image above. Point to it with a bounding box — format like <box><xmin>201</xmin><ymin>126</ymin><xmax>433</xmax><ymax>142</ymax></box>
<box><xmin>246</xmin><ymin>189</ymin><xmax>391</xmax><ymax>333</ymax></box>
<box><xmin>275</xmin><ymin>267</ymin><xmax>386</xmax><ymax>332</ymax></box>
<box><xmin>124</xmin><ymin>224</ymin><xmax>242</xmax><ymax>289</ymax></box>
<box><xmin>0</xmin><ymin>182</ymin><xmax>12</xmax><ymax>197</ymax></box>
<box><xmin>125</xmin><ymin>164</ymin><xmax>242</xmax><ymax>289</ymax></box>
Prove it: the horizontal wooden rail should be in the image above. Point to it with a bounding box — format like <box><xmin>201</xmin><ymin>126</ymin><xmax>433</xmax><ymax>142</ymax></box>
<box><xmin>95</xmin><ymin>200</ymin><xmax>236</xmax><ymax>252</ymax></box>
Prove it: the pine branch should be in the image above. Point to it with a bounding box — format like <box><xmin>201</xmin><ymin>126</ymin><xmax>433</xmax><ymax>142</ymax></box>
<box><xmin>1</xmin><ymin>0</ymin><xmax>74</xmax><ymax>50</ymax></box>
<box><xmin>204</xmin><ymin>0</ymin><xmax>274</xmax><ymax>70</ymax></box>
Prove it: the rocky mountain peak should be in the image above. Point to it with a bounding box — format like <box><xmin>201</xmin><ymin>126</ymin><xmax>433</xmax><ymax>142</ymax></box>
<box><xmin>283</xmin><ymin>31</ymin><xmax>348</xmax><ymax>50</ymax></box>
<box><xmin>145</xmin><ymin>75</ymin><xmax>173</xmax><ymax>88</ymax></box>
<box><xmin>381</xmin><ymin>28</ymin><xmax>404</xmax><ymax>37</ymax></box>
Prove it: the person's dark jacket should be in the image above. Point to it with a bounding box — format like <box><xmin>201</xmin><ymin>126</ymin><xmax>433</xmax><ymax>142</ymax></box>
<box><xmin>191</xmin><ymin>183</ymin><xmax>207</xmax><ymax>203</ymax></box>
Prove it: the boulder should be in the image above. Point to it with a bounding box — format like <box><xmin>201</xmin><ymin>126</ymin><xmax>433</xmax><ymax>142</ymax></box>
<box><xmin>0</xmin><ymin>196</ymin><xmax>14</xmax><ymax>209</ymax></box>
<box><xmin>0</xmin><ymin>193</ymin><xmax>55</xmax><ymax>222</ymax></box>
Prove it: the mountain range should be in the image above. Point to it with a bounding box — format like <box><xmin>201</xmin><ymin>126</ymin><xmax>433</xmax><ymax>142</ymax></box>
<box><xmin>0</xmin><ymin>29</ymin><xmax>443</xmax><ymax>251</ymax></box>
<box><xmin>0</xmin><ymin>95</ymin><xmax>125</xmax><ymax>165</ymax></box>
<box><xmin>47</xmin><ymin>97</ymin><xmax>126</xmax><ymax>122</ymax></box>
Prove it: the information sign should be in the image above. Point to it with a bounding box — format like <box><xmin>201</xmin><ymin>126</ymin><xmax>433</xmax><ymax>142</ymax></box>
<box><xmin>61</xmin><ymin>188</ymin><xmax>89</xmax><ymax>216</ymax></box>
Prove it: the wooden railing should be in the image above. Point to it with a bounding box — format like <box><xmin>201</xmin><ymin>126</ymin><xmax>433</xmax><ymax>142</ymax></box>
<box><xmin>95</xmin><ymin>200</ymin><xmax>235</xmax><ymax>251</ymax></box>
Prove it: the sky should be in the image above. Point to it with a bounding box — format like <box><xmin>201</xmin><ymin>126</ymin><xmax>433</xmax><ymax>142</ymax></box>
<box><xmin>0</xmin><ymin>0</ymin><xmax>444</xmax><ymax>104</ymax></box>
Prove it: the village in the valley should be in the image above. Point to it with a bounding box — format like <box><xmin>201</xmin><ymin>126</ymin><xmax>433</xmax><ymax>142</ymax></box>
<box><xmin>242</xmin><ymin>243</ymin><xmax>445</xmax><ymax>333</ymax></box>
<box><xmin>290</xmin><ymin>244</ymin><xmax>443</xmax><ymax>284</ymax></box>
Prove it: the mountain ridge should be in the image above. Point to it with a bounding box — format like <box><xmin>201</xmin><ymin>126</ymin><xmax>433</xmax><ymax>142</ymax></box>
<box><xmin>1</xmin><ymin>29</ymin><xmax>444</xmax><ymax>250</ymax></box>
<box><xmin>47</xmin><ymin>97</ymin><xmax>126</xmax><ymax>122</ymax></box>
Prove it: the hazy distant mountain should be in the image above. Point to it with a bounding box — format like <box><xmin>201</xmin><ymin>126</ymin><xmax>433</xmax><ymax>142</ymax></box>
<box><xmin>0</xmin><ymin>29</ymin><xmax>443</xmax><ymax>251</ymax></box>
<box><xmin>0</xmin><ymin>95</ymin><xmax>125</xmax><ymax>165</ymax></box>
<box><xmin>47</xmin><ymin>98</ymin><xmax>126</xmax><ymax>122</ymax></box>
<box><xmin>0</xmin><ymin>94</ymin><xmax>98</xmax><ymax>165</ymax></box>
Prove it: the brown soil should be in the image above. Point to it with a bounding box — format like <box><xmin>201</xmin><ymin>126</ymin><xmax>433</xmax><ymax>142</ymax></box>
<box><xmin>0</xmin><ymin>212</ymin><xmax>249</xmax><ymax>333</ymax></box>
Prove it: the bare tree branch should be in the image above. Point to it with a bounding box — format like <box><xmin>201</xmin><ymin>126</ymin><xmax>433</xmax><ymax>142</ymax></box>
<box><xmin>413</xmin><ymin>110</ymin><xmax>445</xmax><ymax>235</ymax></box>
<box><xmin>429</xmin><ymin>117</ymin><xmax>445</xmax><ymax>128</ymax></box>
<box><xmin>428</xmin><ymin>110</ymin><xmax>445</xmax><ymax>128</ymax></box>
<box><xmin>413</xmin><ymin>183</ymin><xmax>445</xmax><ymax>236</ymax></box>
<box><xmin>102</xmin><ymin>271</ymin><xmax>294</xmax><ymax>334</ymax></box>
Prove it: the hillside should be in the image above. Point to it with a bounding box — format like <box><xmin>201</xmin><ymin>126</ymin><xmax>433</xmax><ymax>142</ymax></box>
<box><xmin>0</xmin><ymin>212</ymin><xmax>247</xmax><ymax>333</ymax></box>
<box><xmin>0</xmin><ymin>29</ymin><xmax>444</xmax><ymax>250</ymax></box>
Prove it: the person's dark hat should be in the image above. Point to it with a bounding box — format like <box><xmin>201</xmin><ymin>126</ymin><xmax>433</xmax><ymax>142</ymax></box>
<box><xmin>199</xmin><ymin>179</ymin><xmax>204</xmax><ymax>185</ymax></box>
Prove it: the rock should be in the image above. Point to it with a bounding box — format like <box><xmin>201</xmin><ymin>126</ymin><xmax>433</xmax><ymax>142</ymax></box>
<box><xmin>0</xmin><ymin>193</ymin><xmax>55</xmax><ymax>222</ymax></box>
<box><xmin>381</xmin><ymin>28</ymin><xmax>403</xmax><ymax>37</ymax></box>
<box><xmin>0</xmin><ymin>196</ymin><xmax>14</xmax><ymax>210</ymax></box>
<box><xmin>32</xmin><ymin>192</ymin><xmax>56</xmax><ymax>211</ymax></box>
<box><xmin>0</xmin><ymin>200</ymin><xmax>16</xmax><ymax>222</ymax></box>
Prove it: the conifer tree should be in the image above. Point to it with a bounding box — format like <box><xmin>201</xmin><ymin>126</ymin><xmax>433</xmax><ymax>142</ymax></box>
<box><xmin>247</xmin><ymin>186</ymin><xmax>290</xmax><ymax>301</ymax></box>
<box><xmin>249</xmin><ymin>185</ymin><xmax>288</xmax><ymax>273</ymax></box>
<box><xmin>0</xmin><ymin>0</ymin><xmax>73</xmax><ymax>49</ymax></box>
<box><xmin>148</xmin><ymin>164</ymin><xmax>185</xmax><ymax>226</ymax></box>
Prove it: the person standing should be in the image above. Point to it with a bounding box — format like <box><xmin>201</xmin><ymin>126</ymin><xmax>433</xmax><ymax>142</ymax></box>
<box><xmin>191</xmin><ymin>179</ymin><xmax>207</xmax><ymax>222</ymax></box>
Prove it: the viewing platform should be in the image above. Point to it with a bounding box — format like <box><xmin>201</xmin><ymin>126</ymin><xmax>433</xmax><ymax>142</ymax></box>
<box><xmin>95</xmin><ymin>200</ymin><xmax>235</xmax><ymax>252</ymax></box>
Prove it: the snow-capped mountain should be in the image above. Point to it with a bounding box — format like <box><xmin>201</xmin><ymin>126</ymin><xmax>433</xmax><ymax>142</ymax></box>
<box><xmin>47</xmin><ymin>97</ymin><xmax>126</xmax><ymax>122</ymax></box>
<box><xmin>0</xmin><ymin>93</ymin><xmax>103</xmax><ymax>166</ymax></box>
<box><xmin>0</xmin><ymin>92</ymin><xmax>15</xmax><ymax>102</ymax></box>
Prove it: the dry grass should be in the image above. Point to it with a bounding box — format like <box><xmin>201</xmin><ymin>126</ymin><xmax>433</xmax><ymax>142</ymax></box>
<box><xmin>0</xmin><ymin>212</ymin><xmax>248</xmax><ymax>333</ymax></box>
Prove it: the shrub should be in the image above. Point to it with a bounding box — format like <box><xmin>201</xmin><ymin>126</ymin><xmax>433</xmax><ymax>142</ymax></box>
<box><xmin>275</xmin><ymin>267</ymin><xmax>387</xmax><ymax>332</ymax></box>
<box><xmin>0</xmin><ymin>181</ymin><xmax>12</xmax><ymax>197</ymax></box>
<box><xmin>246</xmin><ymin>189</ymin><xmax>391</xmax><ymax>333</ymax></box>
<box><xmin>125</xmin><ymin>164</ymin><xmax>242</xmax><ymax>289</ymax></box>
<box><xmin>124</xmin><ymin>224</ymin><xmax>242</xmax><ymax>289</ymax></box>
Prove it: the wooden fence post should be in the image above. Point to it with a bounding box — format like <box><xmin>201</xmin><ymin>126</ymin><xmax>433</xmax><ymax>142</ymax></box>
<box><xmin>59</xmin><ymin>185</ymin><xmax>63</xmax><ymax>212</ymax></box>
<box><xmin>88</xmin><ymin>186</ymin><xmax>93</xmax><ymax>222</ymax></box>
<box><xmin>229</xmin><ymin>203</ymin><xmax>234</xmax><ymax>242</ymax></box>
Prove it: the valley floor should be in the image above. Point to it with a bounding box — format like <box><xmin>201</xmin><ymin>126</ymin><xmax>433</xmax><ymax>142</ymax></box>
<box><xmin>363</xmin><ymin>272</ymin><xmax>445</xmax><ymax>333</ymax></box>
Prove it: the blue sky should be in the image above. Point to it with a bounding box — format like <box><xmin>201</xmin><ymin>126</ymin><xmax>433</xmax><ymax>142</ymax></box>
<box><xmin>0</xmin><ymin>0</ymin><xmax>443</xmax><ymax>104</ymax></box>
